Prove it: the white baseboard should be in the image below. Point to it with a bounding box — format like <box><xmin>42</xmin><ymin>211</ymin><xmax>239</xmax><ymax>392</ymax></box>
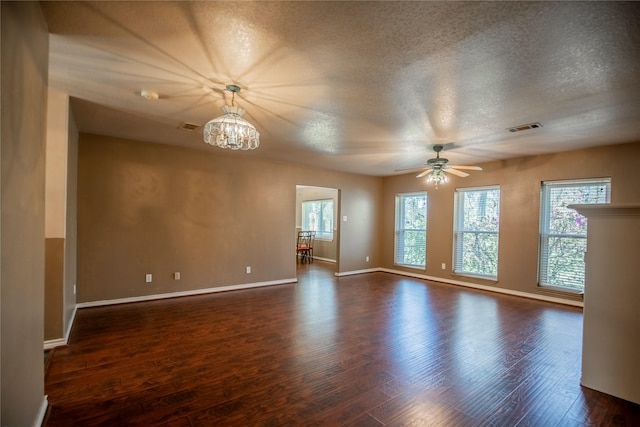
<box><xmin>76</xmin><ymin>278</ymin><xmax>298</xmax><ymax>309</ymax></box>
<box><xmin>44</xmin><ymin>304</ymin><xmax>78</xmax><ymax>349</ymax></box>
<box><xmin>66</xmin><ymin>304</ymin><xmax>77</xmax><ymax>339</ymax></box>
<box><xmin>60</xmin><ymin>268</ymin><xmax>581</xmax><ymax>321</ymax></box>
<box><xmin>35</xmin><ymin>395</ymin><xmax>48</xmax><ymax>427</ymax></box>
<box><xmin>44</xmin><ymin>338</ymin><xmax>66</xmax><ymax>350</ymax></box>
<box><xmin>312</xmin><ymin>256</ymin><xmax>336</xmax><ymax>263</ymax></box>
<box><xmin>378</xmin><ymin>267</ymin><xmax>583</xmax><ymax>308</ymax></box>
<box><xmin>335</xmin><ymin>268</ymin><xmax>379</xmax><ymax>277</ymax></box>
<box><xmin>335</xmin><ymin>267</ymin><xmax>582</xmax><ymax>308</ymax></box>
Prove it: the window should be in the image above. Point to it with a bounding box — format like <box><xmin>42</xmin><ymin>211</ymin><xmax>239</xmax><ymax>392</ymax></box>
<box><xmin>539</xmin><ymin>178</ymin><xmax>610</xmax><ymax>291</ymax></box>
<box><xmin>395</xmin><ymin>193</ymin><xmax>427</xmax><ymax>268</ymax></box>
<box><xmin>453</xmin><ymin>186</ymin><xmax>501</xmax><ymax>279</ymax></box>
<box><xmin>302</xmin><ymin>199</ymin><xmax>334</xmax><ymax>240</ymax></box>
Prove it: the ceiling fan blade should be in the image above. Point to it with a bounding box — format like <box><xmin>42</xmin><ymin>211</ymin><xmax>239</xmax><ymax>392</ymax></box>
<box><xmin>446</xmin><ymin>168</ymin><xmax>470</xmax><ymax>177</ymax></box>
<box><xmin>416</xmin><ymin>169</ymin><xmax>432</xmax><ymax>178</ymax></box>
<box><xmin>447</xmin><ymin>165</ymin><xmax>483</xmax><ymax>171</ymax></box>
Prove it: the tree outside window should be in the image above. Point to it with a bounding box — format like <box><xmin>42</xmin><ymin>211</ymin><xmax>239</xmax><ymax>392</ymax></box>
<box><xmin>453</xmin><ymin>186</ymin><xmax>501</xmax><ymax>279</ymax></box>
<box><xmin>539</xmin><ymin>179</ymin><xmax>610</xmax><ymax>291</ymax></box>
<box><xmin>395</xmin><ymin>193</ymin><xmax>427</xmax><ymax>268</ymax></box>
<box><xmin>302</xmin><ymin>199</ymin><xmax>334</xmax><ymax>240</ymax></box>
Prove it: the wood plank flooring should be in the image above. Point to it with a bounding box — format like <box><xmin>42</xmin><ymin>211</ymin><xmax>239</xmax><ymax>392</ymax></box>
<box><xmin>45</xmin><ymin>262</ymin><xmax>640</xmax><ymax>426</ymax></box>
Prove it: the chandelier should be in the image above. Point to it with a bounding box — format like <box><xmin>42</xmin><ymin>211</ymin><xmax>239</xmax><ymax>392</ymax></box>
<box><xmin>203</xmin><ymin>84</ymin><xmax>260</xmax><ymax>150</ymax></box>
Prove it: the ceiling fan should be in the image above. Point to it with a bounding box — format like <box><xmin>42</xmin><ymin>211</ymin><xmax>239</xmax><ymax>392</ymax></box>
<box><xmin>397</xmin><ymin>144</ymin><xmax>482</xmax><ymax>188</ymax></box>
<box><xmin>416</xmin><ymin>144</ymin><xmax>482</xmax><ymax>179</ymax></box>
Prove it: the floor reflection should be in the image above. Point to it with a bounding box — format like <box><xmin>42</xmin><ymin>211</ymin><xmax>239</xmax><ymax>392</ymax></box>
<box><xmin>386</xmin><ymin>279</ymin><xmax>440</xmax><ymax>379</ymax></box>
<box><xmin>452</xmin><ymin>293</ymin><xmax>501</xmax><ymax>381</ymax></box>
<box><xmin>293</xmin><ymin>261</ymin><xmax>338</xmax><ymax>354</ymax></box>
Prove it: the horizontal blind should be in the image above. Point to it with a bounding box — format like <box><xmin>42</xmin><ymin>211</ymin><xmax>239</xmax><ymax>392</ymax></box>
<box><xmin>453</xmin><ymin>186</ymin><xmax>500</xmax><ymax>278</ymax></box>
<box><xmin>539</xmin><ymin>178</ymin><xmax>610</xmax><ymax>290</ymax></box>
<box><xmin>395</xmin><ymin>193</ymin><xmax>427</xmax><ymax>267</ymax></box>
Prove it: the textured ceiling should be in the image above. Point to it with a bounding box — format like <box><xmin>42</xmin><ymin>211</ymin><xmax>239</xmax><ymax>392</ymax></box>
<box><xmin>41</xmin><ymin>1</ymin><xmax>640</xmax><ymax>176</ymax></box>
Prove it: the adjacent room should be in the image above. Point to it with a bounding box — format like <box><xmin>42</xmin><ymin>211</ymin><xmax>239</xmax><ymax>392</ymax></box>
<box><xmin>2</xmin><ymin>1</ymin><xmax>639</xmax><ymax>426</ymax></box>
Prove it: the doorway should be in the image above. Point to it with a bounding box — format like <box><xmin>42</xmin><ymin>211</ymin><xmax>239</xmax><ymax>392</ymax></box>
<box><xmin>295</xmin><ymin>185</ymin><xmax>339</xmax><ymax>273</ymax></box>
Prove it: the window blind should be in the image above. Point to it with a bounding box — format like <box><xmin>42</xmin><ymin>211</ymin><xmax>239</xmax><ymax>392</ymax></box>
<box><xmin>539</xmin><ymin>178</ymin><xmax>610</xmax><ymax>290</ymax></box>
<box><xmin>453</xmin><ymin>186</ymin><xmax>501</xmax><ymax>278</ymax></box>
<box><xmin>395</xmin><ymin>193</ymin><xmax>427</xmax><ymax>267</ymax></box>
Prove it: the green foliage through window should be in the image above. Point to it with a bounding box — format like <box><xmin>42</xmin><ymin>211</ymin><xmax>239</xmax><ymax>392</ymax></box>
<box><xmin>539</xmin><ymin>179</ymin><xmax>610</xmax><ymax>291</ymax></box>
<box><xmin>454</xmin><ymin>187</ymin><xmax>501</xmax><ymax>278</ymax></box>
<box><xmin>395</xmin><ymin>193</ymin><xmax>427</xmax><ymax>267</ymax></box>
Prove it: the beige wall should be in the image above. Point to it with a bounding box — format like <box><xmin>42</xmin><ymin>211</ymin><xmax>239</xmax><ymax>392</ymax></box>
<box><xmin>79</xmin><ymin>135</ymin><xmax>639</xmax><ymax>305</ymax></box>
<box><xmin>381</xmin><ymin>141</ymin><xmax>640</xmax><ymax>302</ymax></box>
<box><xmin>77</xmin><ymin>134</ymin><xmax>382</xmax><ymax>303</ymax></box>
<box><xmin>1</xmin><ymin>2</ymin><xmax>49</xmax><ymax>425</ymax></box>
<box><xmin>45</xmin><ymin>239</ymin><xmax>65</xmax><ymax>340</ymax></box>
<box><xmin>45</xmin><ymin>89</ymin><xmax>69</xmax><ymax>239</ymax></box>
<box><xmin>44</xmin><ymin>90</ymin><xmax>78</xmax><ymax>342</ymax></box>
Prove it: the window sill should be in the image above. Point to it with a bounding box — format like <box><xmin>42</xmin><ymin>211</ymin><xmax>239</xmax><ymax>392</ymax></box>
<box><xmin>538</xmin><ymin>284</ymin><xmax>584</xmax><ymax>296</ymax></box>
<box><xmin>453</xmin><ymin>272</ymin><xmax>498</xmax><ymax>282</ymax></box>
<box><xmin>394</xmin><ymin>264</ymin><xmax>426</xmax><ymax>271</ymax></box>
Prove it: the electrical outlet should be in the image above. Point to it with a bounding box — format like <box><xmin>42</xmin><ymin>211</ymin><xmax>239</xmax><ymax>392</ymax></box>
<box><xmin>246</xmin><ymin>266</ymin><xmax>251</xmax><ymax>274</ymax></box>
<box><xmin>366</xmin><ymin>256</ymin><xmax>370</xmax><ymax>262</ymax></box>
<box><xmin>174</xmin><ymin>272</ymin><xmax>180</xmax><ymax>280</ymax></box>
<box><xmin>146</xmin><ymin>274</ymin><xmax>152</xmax><ymax>283</ymax></box>
<box><xmin>73</xmin><ymin>284</ymin><xmax>76</xmax><ymax>295</ymax></box>
<box><xmin>441</xmin><ymin>263</ymin><xmax>446</xmax><ymax>270</ymax></box>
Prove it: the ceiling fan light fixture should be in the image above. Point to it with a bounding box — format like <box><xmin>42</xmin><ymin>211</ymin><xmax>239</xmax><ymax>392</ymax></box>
<box><xmin>203</xmin><ymin>84</ymin><xmax>260</xmax><ymax>150</ymax></box>
<box><xmin>426</xmin><ymin>169</ymin><xmax>448</xmax><ymax>189</ymax></box>
<box><xmin>418</xmin><ymin>143</ymin><xmax>481</xmax><ymax>188</ymax></box>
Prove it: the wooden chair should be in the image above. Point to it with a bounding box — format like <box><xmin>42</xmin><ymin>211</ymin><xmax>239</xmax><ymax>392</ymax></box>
<box><xmin>307</xmin><ymin>231</ymin><xmax>315</xmax><ymax>261</ymax></box>
<box><xmin>296</xmin><ymin>231</ymin><xmax>315</xmax><ymax>263</ymax></box>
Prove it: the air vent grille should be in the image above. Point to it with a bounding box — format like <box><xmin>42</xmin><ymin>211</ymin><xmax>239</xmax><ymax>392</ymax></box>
<box><xmin>178</xmin><ymin>122</ymin><xmax>200</xmax><ymax>131</ymax></box>
<box><xmin>507</xmin><ymin>122</ymin><xmax>542</xmax><ymax>133</ymax></box>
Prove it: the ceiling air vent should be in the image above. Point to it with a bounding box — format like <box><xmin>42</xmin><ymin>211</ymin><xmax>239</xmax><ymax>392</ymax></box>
<box><xmin>178</xmin><ymin>122</ymin><xmax>200</xmax><ymax>131</ymax></box>
<box><xmin>506</xmin><ymin>122</ymin><xmax>542</xmax><ymax>133</ymax></box>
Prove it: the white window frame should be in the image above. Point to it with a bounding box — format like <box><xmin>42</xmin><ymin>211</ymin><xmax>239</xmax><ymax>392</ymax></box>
<box><xmin>538</xmin><ymin>178</ymin><xmax>611</xmax><ymax>292</ymax></box>
<box><xmin>453</xmin><ymin>186</ymin><xmax>501</xmax><ymax>280</ymax></box>
<box><xmin>302</xmin><ymin>198</ymin><xmax>334</xmax><ymax>241</ymax></box>
<box><xmin>394</xmin><ymin>192</ymin><xmax>427</xmax><ymax>269</ymax></box>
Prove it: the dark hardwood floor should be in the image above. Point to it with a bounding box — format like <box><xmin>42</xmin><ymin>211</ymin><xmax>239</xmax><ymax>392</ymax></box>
<box><xmin>45</xmin><ymin>261</ymin><xmax>640</xmax><ymax>426</ymax></box>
